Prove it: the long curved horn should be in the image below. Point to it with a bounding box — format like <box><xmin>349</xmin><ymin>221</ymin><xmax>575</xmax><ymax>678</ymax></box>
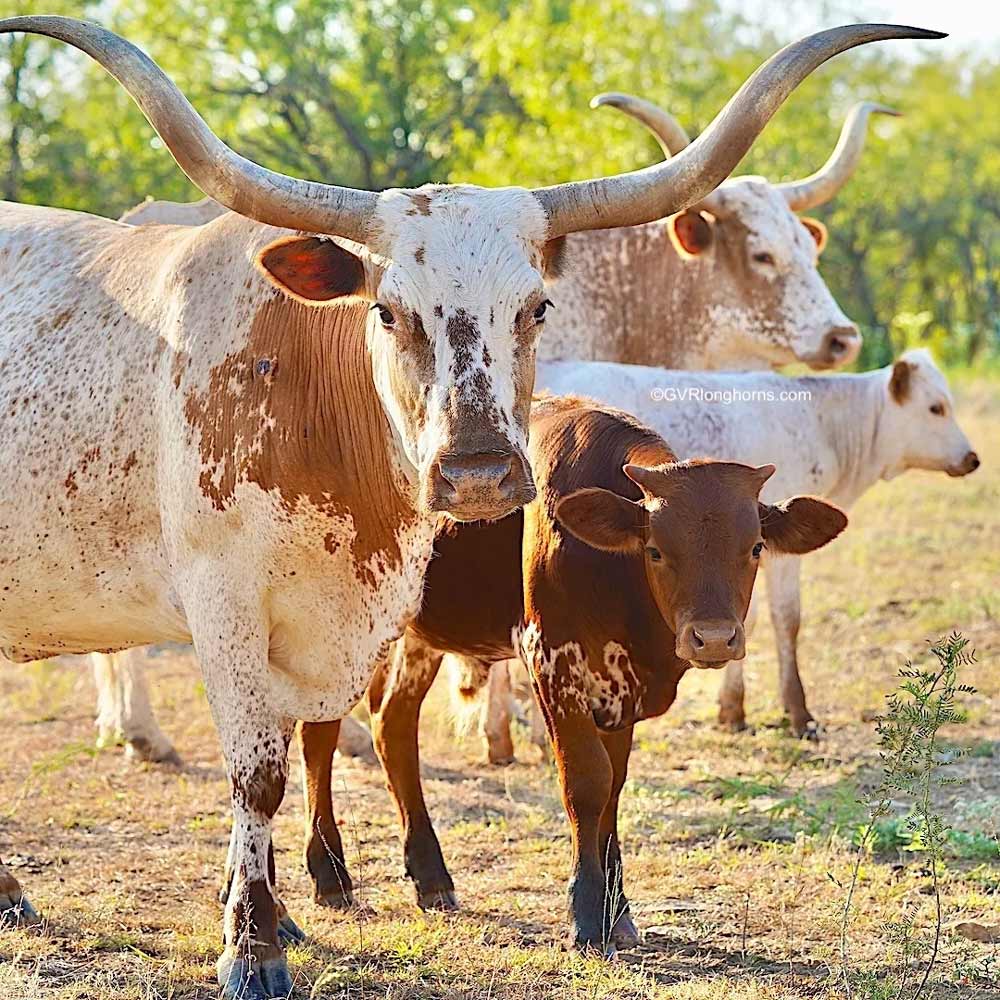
<box><xmin>536</xmin><ymin>25</ymin><xmax>943</xmax><ymax>237</ymax></box>
<box><xmin>590</xmin><ymin>92</ymin><xmax>691</xmax><ymax>157</ymax></box>
<box><xmin>776</xmin><ymin>101</ymin><xmax>900</xmax><ymax>211</ymax></box>
<box><xmin>0</xmin><ymin>16</ymin><xmax>377</xmax><ymax>242</ymax></box>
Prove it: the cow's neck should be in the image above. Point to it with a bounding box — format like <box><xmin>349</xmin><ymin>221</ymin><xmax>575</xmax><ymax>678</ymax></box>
<box><xmin>554</xmin><ymin>223</ymin><xmax>728</xmax><ymax>369</ymax></box>
<box><xmin>813</xmin><ymin>370</ymin><xmax>893</xmax><ymax>506</ymax></box>
<box><xmin>184</xmin><ymin>294</ymin><xmax>421</xmax><ymax>580</ymax></box>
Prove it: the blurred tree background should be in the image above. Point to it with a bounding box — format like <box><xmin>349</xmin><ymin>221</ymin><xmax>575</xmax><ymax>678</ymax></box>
<box><xmin>0</xmin><ymin>0</ymin><xmax>996</xmax><ymax>368</ymax></box>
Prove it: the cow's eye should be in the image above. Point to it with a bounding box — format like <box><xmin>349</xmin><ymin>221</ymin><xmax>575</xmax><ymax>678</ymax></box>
<box><xmin>752</xmin><ymin>541</ymin><xmax>765</xmax><ymax>559</ymax></box>
<box><xmin>645</xmin><ymin>545</ymin><xmax>662</xmax><ymax>562</ymax></box>
<box><xmin>372</xmin><ymin>303</ymin><xmax>395</xmax><ymax>327</ymax></box>
<box><xmin>929</xmin><ymin>402</ymin><xmax>945</xmax><ymax>416</ymax></box>
<box><xmin>753</xmin><ymin>252</ymin><xmax>775</xmax><ymax>266</ymax></box>
<box><xmin>533</xmin><ymin>299</ymin><xmax>553</xmax><ymax>323</ymax></box>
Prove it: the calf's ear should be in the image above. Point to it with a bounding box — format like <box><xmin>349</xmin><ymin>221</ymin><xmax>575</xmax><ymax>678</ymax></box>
<box><xmin>889</xmin><ymin>358</ymin><xmax>915</xmax><ymax>404</ymax></box>
<box><xmin>760</xmin><ymin>496</ymin><xmax>847</xmax><ymax>555</ymax></box>
<box><xmin>668</xmin><ymin>209</ymin><xmax>713</xmax><ymax>258</ymax></box>
<box><xmin>555</xmin><ymin>488</ymin><xmax>645</xmax><ymax>554</ymax></box>
<box><xmin>257</xmin><ymin>236</ymin><xmax>368</xmax><ymax>304</ymax></box>
<box><xmin>800</xmin><ymin>217</ymin><xmax>828</xmax><ymax>254</ymax></box>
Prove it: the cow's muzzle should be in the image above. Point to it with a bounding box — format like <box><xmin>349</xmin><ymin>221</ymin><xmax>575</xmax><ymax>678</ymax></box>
<box><xmin>807</xmin><ymin>325</ymin><xmax>861</xmax><ymax>369</ymax></box>
<box><xmin>676</xmin><ymin>619</ymin><xmax>746</xmax><ymax>667</ymax></box>
<box><xmin>427</xmin><ymin>449</ymin><xmax>536</xmax><ymax>522</ymax></box>
<box><xmin>948</xmin><ymin>450</ymin><xmax>980</xmax><ymax>477</ymax></box>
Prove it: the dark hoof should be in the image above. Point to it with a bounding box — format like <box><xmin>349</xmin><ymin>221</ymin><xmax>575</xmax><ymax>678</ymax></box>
<box><xmin>792</xmin><ymin>720</ymin><xmax>822</xmax><ymax>742</ymax></box>
<box><xmin>217</xmin><ymin>950</ymin><xmax>293</xmax><ymax>999</ymax></box>
<box><xmin>718</xmin><ymin>714</ymin><xmax>749</xmax><ymax>733</ymax></box>
<box><xmin>276</xmin><ymin>902</ymin><xmax>306</xmax><ymax>946</ymax></box>
<box><xmin>417</xmin><ymin>888</ymin><xmax>459</xmax><ymax>912</ymax></box>
<box><xmin>125</xmin><ymin>736</ymin><xmax>183</xmax><ymax>766</ymax></box>
<box><xmin>611</xmin><ymin>911</ymin><xmax>641</xmax><ymax>949</ymax></box>
<box><xmin>569</xmin><ymin>934</ymin><xmax>616</xmax><ymax>959</ymax></box>
<box><xmin>0</xmin><ymin>893</ymin><xmax>41</xmax><ymax>929</ymax></box>
<box><xmin>314</xmin><ymin>887</ymin><xmax>375</xmax><ymax>917</ymax></box>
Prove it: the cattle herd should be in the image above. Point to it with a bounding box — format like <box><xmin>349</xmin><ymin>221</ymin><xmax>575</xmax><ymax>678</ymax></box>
<box><xmin>0</xmin><ymin>14</ymin><xmax>982</xmax><ymax>1000</ymax></box>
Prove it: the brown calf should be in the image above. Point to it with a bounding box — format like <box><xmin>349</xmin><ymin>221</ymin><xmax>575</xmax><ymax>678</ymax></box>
<box><xmin>301</xmin><ymin>396</ymin><xmax>846</xmax><ymax>950</ymax></box>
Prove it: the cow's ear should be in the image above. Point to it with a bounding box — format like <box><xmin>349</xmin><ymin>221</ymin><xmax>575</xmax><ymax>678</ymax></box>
<box><xmin>555</xmin><ymin>488</ymin><xmax>645</xmax><ymax>554</ymax></box>
<box><xmin>542</xmin><ymin>236</ymin><xmax>569</xmax><ymax>279</ymax></box>
<box><xmin>889</xmin><ymin>358</ymin><xmax>915</xmax><ymax>404</ymax></box>
<box><xmin>257</xmin><ymin>236</ymin><xmax>368</xmax><ymax>304</ymax></box>
<box><xmin>800</xmin><ymin>217</ymin><xmax>828</xmax><ymax>254</ymax></box>
<box><xmin>668</xmin><ymin>210</ymin><xmax>713</xmax><ymax>258</ymax></box>
<box><xmin>759</xmin><ymin>496</ymin><xmax>847</xmax><ymax>555</ymax></box>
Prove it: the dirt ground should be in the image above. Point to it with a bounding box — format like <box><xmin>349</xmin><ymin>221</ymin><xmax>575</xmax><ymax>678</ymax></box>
<box><xmin>1</xmin><ymin>379</ymin><xmax>998</xmax><ymax>1000</ymax></box>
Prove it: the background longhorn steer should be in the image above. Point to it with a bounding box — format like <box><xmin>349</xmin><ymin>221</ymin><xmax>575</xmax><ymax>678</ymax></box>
<box><xmin>298</xmin><ymin>396</ymin><xmax>847</xmax><ymax>949</ymax></box>
<box><xmin>542</xmin><ymin>99</ymin><xmax>898</xmax><ymax>371</ymax></box>
<box><xmin>0</xmin><ymin>15</ymin><xmax>921</xmax><ymax>998</ymax></box>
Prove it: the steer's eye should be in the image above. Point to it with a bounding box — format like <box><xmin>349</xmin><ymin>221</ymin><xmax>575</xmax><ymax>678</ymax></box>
<box><xmin>645</xmin><ymin>545</ymin><xmax>662</xmax><ymax>562</ymax></box>
<box><xmin>372</xmin><ymin>303</ymin><xmax>395</xmax><ymax>327</ymax></box>
<box><xmin>929</xmin><ymin>403</ymin><xmax>945</xmax><ymax>416</ymax></box>
<box><xmin>533</xmin><ymin>299</ymin><xmax>553</xmax><ymax>323</ymax></box>
<box><xmin>752</xmin><ymin>541</ymin><xmax>765</xmax><ymax>559</ymax></box>
<box><xmin>753</xmin><ymin>252</ymin><xmax>775</xmax><ymax>266</ymax></box>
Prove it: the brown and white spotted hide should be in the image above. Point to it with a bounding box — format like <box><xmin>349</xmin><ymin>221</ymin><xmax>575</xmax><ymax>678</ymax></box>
<box><xmin>543</xmin><ymin>178</ymin><xmax>859</xmax><ymax>371</ymax></box>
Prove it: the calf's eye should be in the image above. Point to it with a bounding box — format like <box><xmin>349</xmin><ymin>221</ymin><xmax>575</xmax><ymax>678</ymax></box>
<box><xmin>646</xmin><ymin>546</ymin><xmax>662</xmax><ymax>562</ymax></box>
<box><xmin>929</xmin><ymin>403</ymin><xmax>945</xmax><ymax>416</ymax></box>
<box><xmin>752</xmin><ymin>541</ymin><xmax>765</xmax><ymax>559</ymax></box>
<box><xmin>753</xmin><ymin>252</ymin><xmax>775</xmax><ymax>266</ymax></box>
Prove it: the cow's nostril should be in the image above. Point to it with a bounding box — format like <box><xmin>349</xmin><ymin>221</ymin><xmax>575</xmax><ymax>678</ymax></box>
<box><xmin>968</xmin><ymin>452</ymin><xmax>981</xmax><ymax>471</ymax></box>
<box><xmin>726</xmin><ymin>628</ymin><xmax>739</xmax><ymax>649</ymax></box>
<box><xmin>691</xmin><ymin>629</ymin><xmax>705</xmax><ymax>649</ymax></box>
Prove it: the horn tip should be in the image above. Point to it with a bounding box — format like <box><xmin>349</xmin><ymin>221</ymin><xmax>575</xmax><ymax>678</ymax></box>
<box><xmin>590</xmin><ymin>93</ymin><xmax>623</xmax><ymax>110</ymax></box>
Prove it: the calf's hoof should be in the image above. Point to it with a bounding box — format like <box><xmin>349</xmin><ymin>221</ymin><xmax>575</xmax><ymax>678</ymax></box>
<box><xmin>417</xmin><ymin>887</ymin><xmax>459</xmax><ymax>912</ymax></box>
<box><xmin>486</xmin><ymin>734</ymin><xmax>516</xmax><ymax>766</ymax></box>
<box><xmin>790</xmin><ymin>718</ymin><xmax>822</xmax><ymax>742</ymax></box>
<box><xmin>125</xmin><ymin>736</ymin><xmax>183</xmax><ymax>767</ymax></box>
<box><xmin>217</xmin><ymin>947</ymin><xmax>293</xmax><ymax>1000</ymax></box>
<box><xmin>0</xmin><ymin>892</ymin><xmax>40</xmax><ymax>929</ymax></box>
<box><xmin>275</xmin><ymin>900</ymin><xmax>306</xmax><ymax>945</ymax></box>
<box><xmin>611</xmin><ymin>911</ymin><xmax>641</xmax><ymax>949</ymax></box>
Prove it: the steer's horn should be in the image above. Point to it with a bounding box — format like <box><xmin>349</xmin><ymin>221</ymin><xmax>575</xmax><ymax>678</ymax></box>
<box><xmin>536</xmin><ymin>25</ymin><xmax>943</xmax><ymax>237</ymax></box>
<box><xmin>590</xmin><ymin>92</ymin><xmax>692</xmax><ymax>156</ymax></box>
<box><xmin>0</xmin><ymin>16</ymin><xmax>378</xmax><ymax>243</ymax></box>
<box><xmin>776</xmin><ymin>101</ymin><xmax>901</xmax><ymax>211</ymax></box>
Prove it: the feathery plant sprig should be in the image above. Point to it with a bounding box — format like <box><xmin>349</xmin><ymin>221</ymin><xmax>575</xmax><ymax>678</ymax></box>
<box><xmin>841</xmin><ymin>632</ymin><xmax>977</xmax><ymax>1000</ymax></box>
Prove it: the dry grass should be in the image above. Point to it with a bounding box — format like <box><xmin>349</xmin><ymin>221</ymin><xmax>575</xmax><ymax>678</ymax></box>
<box><xmin>1</xmin><ymin>381</ymin><xmax>998</xmax><ymax>999</ymax></box>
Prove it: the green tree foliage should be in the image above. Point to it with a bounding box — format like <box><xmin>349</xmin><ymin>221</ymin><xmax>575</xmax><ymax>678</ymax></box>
<box><xmin>0</xmin><ymin>0</ymin><xmax>996</xmax><ymax>366</ymax></box>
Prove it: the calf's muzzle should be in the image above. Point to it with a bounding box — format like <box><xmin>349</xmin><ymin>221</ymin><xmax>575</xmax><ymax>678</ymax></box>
<box><xmin>428</xmin><ymin>449</ymin><xmax>535</xmax><ymax>522</ymax></box>
<box><xmin>676</xmin><ymin>619</ymin><xmax>746</xmax><ymax>666</ymax></box>
<box><xmin>948</xmin><ymin>451</ymin><xmax>980</xmax><ymax>477</ymax></box>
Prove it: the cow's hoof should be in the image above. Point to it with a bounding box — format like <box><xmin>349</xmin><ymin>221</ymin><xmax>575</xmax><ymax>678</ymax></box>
<box><xmin>0</xmin><ymin>893</ymin><xmax>40</xmax><ymax>929</ymax></box>
<box><xmin>125</xmin><ymin>737</ymin><xmax>183</xmax><ymax>766</ymax></box>
<box><xmin>275</xmin><ymin>901</ymin><xmax>306</xmax><ymax>945</ymax></box>
<box><xmin>717</xmin><ymin>712</ymin><xmax>749</xmax><ymax>733</ymax></box>
<box><xmin>569</xmin><ymin>933</ymin><xmax>616</xmax><ymax>959</ymax></box>
<box><xmin>217</xmin><ymin>949</ymin><xmax>293</xmax><ymax>999</ymax></box>
<box><xmin>792</xmin><ymin>719</ymin><xmax>822</xmax><ymax>742</ymax></box>
<box><xmin>611</xmin><ymin>911</ymin><xmax>641</xmax><ymax>949</ymax></box>
<box><xmin>417</xmin><ymin>887</ymin><xmax>459</xmax><ymax>912</ymax></box>
<box><xmin>487</xmin><ymin>751</ymin><xmax>515</xmax><ymax>766</ymax></box>
<box><xmin>314</xmin><ymin>886</ymin><xmax>374</xmax><ymax>917</ymax></box>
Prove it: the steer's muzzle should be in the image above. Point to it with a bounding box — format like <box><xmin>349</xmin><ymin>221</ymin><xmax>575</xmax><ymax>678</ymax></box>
<box><xmin>948</xmin><ymin>450</ymin><xmax>980</xmax><ymax>477</ymax></box>
<box><xmin>809</xmin><ymin>325</ymin><xmax>861</xmax><ymax>369</ymax></box>
<box><xmin>427</xmin><ymin>449</ymin><xmax>536</xmax><ymax>521</ymax></box>
<box><xmin>676</xmin><ymin>619</ymin><xmax>746</xmax><ymax>667</ymax></box>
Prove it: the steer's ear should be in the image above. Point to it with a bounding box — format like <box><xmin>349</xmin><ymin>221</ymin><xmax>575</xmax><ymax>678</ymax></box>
<box><xmin>759</xmin><ymin>496</ymin><xmax>847</xmax><ymax>555</ymax></box>
<box><xmin>555</xmin><ymin>487</ymin><xmax>645</xmax><ymax>554</ymax></box>
<box><xmin>800</xmin><ymin>217</ymin><xmax>828</xmax><ymax>254</ymax></box>
<box><xmin>257</xmin><ymin>236</ymin><xmax>368</xmax><ymax>304</ymax></box>
<box><xmin>889</xmin><ymin>358</ymin><xmax>915</xmax><ymax>404</ymax></box>
<box><xmin>668</xmin><ymin>209</ymin><xmax>713</xmax><ymax>258</ymax></box>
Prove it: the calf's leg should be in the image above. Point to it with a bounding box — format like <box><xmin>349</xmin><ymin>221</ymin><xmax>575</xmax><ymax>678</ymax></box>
<box><xmin>717</xmin><ymin>589</ymin><xmax>759</xmax><ymax>732</ymax></box>
<box><xmin>0</xmin><ymin>859</ymin><xmax>39</xmax><ymax>928</ymax></box>
<box><xmin>599</xmin><ymin>726</ymin><xmax>639</xmax><ymax>949</ymax></box>
<box><xmin>299</xmin><ymin>719</ymin><xmax>358</xmax><ymax>909</ymax></box>
<box><xmin>482</xmin><ymin>661</ymin><xmax>515</xmax><ymax>764</ymax></box>
<box><xmin>92</xmin><ymin>649</ymin><xmax>180</xmax><ymax>764</ymax></box>
<box><xmin>765</xmin><ymin>557</ymin><xmax>815</xmax><ymax>738</ymax></box>
<box><xmin>367</xmin><ymin>632</ymin><xmax>455</xmax><ymax>910</ymax></box>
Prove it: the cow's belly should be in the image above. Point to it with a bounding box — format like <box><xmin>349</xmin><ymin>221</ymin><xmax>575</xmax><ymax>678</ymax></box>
<box><xmin>263</xmin><ymin>514</ymin><xmax>437</xmax><ymax>721</ymax></box>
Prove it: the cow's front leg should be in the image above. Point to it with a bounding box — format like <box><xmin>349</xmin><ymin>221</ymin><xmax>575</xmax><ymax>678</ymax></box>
<box><xmin>367</xmin><ymin>633</ymin><xmax>455</xmax><ymax>910</ymax></box>
<box><xmin>92</xmin><ymin>650</ymin><xmax>181</xmax><ymax>764</ymax></box>
<box><xmin>599</xmin><ymin>726</ymin><xmax>638</xmax><ymax>949</ymax></box>
<box><xmin>300</xmin><ymin>719</ymin><xmax>359</xmax><ymax>909</ymax></box>
<box><xmin>766</xmin><ymin>557</ymin><xmax>815</xmax><ymax>738</ymax></box>
<box><xmin>191</xmin><ymin>606</ymin><xmax>295</xmax><ymax>1000</ymax></box>
<box><xmin>0</xmin><ymin>858</ymin><xmax>39</xmax><ymax>928</ymax></box>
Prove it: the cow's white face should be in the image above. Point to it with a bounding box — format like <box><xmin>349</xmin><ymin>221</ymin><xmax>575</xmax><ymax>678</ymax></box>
<box><xmin>881</xmin><ymin>349</ymin><xmax>980</xmax><ymax>479</ymax></box>
<box><xmin>669</xmin><ymin>178</ymin><xmax>860</xmax><ymax>370</ymax></box>
<box><xmin>258</xmin><ymin>185</ymin><xmax>557</xmax><ymax>522</ymax></box>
